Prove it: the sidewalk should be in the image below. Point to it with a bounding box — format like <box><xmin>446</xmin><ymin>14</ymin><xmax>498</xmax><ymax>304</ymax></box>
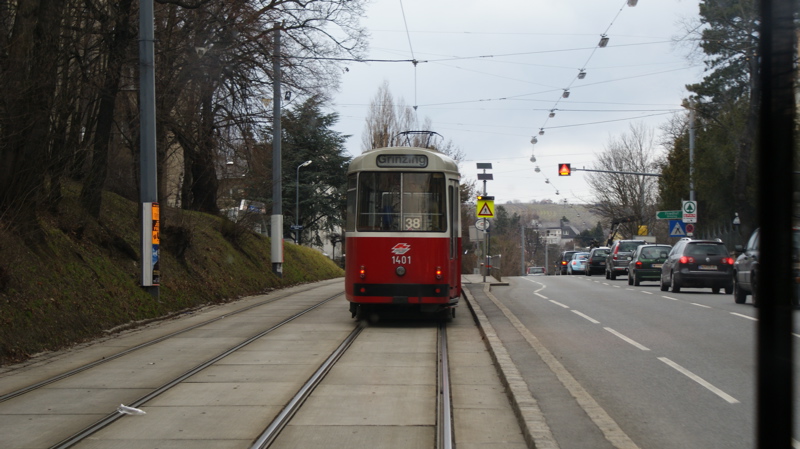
<box><xmin>461</xmin><ymin>273</ymin><xmax>509</xmax><ymax>286</ymax></box>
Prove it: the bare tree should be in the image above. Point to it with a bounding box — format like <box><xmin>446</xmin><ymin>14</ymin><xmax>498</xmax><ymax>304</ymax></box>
<box><xmin>360</xmin><ymin>82</ymin><xmax>465</xmax><ymax>164</ymax></box>
<box><xmin>586</xmin><ymin>123</ymin><xmax>662</xmax><ymax>239</ymax></box>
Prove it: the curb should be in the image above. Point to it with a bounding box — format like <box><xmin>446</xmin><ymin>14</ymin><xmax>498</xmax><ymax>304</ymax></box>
<box><xmin>462</xmin><ymin>283</ymin><xmax>558</xmax><ymax>449</ymax></box>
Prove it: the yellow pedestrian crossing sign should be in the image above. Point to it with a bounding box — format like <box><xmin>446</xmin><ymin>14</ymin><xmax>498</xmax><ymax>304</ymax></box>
<box><xmin>476</xmin><ymin>196</ymin><xmax>495</xmax><ymax>218</ymax></box>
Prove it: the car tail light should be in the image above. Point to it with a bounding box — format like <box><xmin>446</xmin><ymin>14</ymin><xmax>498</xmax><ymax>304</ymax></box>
<box><xmin>435</xmin><ymin>266</ymin><xmax>443</xmax><ymax>280</ymax></box>
<box><xmin>635</xmin><ymin>261</ymin><xmax>642</xmax><ymax>268</ymax></box>
<box><xmin>561</xmin><ymin>261</ymin><xmax>567</xmax><ymax>266</ymax></box>
<box><xmin>679</xmin><ymin>256</ymin><xmax>694</xmax><ymax>264</ymax></box>
<box><xmin>359</xmin><ymin>266</ymin><xmax>366</xmax><ymax>279</ymax></box>
<box><xmin>720</xmin><ymin>257</ymin><xmax>733</xmax><ymax>265</ymax></box>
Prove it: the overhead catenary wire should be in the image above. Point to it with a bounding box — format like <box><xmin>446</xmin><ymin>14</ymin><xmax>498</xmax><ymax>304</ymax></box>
<box><xmin>529</xmin><ymin>0</ymin><xmax>643</xmax><ymax>199</ymax></box>
<box><xmin>398</xmin><ymin>0</ymin><xmax>419</xmax><ymax>110</ymax></box>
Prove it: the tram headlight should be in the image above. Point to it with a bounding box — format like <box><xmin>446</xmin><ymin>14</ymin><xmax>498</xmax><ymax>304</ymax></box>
<box><xmin>396</xmin><ymin>266</ymin><xmax>406</xmax><ymax>276</ymax></box>
<box><xmin>435</xmin><ymin>266</ymin><xmax>442</xmax><ymax>280</ymax></box>
<box><xmin>359</xmin><ymin>266</ymin><xmax>366</xmax><ymax>279</ymax></box>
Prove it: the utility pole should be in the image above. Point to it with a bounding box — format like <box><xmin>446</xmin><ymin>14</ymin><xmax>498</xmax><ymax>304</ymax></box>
<box><xmin>271</xmin><ymin>27</ymin><xmax>283</xmax><ymax>277</ymax></box>
<box><xmin>139</xmin><ymin>0</ymin><xmax>159</xmax><ymax>299</ymax></box>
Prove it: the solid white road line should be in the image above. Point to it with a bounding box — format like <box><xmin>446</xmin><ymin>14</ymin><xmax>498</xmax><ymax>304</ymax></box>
<box><xmin>535</xmin><ymin>292</ymin><xmax>549</xmax><ymax>299</ymax></box>
<box><xmin>730</xmin><ymin>312</ymin><xmax>757</xmax><ymax>321</ymax></box>
<box><xmin>572</xmin><ymin>310</ymin><xmax>601</xmax><ymax>324</ymax></box>
<box><xmin>549</xmin><ymin>300</ymin><xmax>570</xmax><ymax>309</ymax></box>
<box><xmin>605</xmin><ymin>327</ymin><xmax>651</xmax><ymax>351</ymax></box>
<box><xmin>658</xmin><ymin>357</ymin><xmax>740</xmax><ymax>404</ymax></box>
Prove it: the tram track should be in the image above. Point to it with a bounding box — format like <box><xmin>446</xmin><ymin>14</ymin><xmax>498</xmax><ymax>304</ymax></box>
<box><xmin>48</xmin><ymin>291</ymin><xmax>344</xmax><ymax>449</ymax></box>
<box><xmin>0</xmin><ymin>282</ymin><xmax>339</xmax><ymax>404</ymax></box>
<box><xmin>251</xmin><ymin>320</ymin><xmax>454</xmax><ymax>449</ymax></box>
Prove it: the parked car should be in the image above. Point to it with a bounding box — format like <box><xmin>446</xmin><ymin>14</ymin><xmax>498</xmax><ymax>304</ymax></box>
<box><xmin>733</xmin><ymin>228</ymin><xmax>800</xmax><ymax>306</ymax></box>
<box><xmin>733</xmin><ymin>228</ymin><xmax>759</xmax><ymax>304</ymax></box>
<box><xmin>585</xmin><ymin>247</ymin><xmax>610</xmax><ymax>276</ymax></box>
<box><xmin>605</xmin><ymin>239</ymin><xmax>647</xmax><ymax>280</ymax></box>
<box><xmin>627</xmin><ymin>244</ymin><xmax>672</xmax><ymax>286</ymax></box>
<box><xmin>567</xmin><ymin>252</ymin><xmax>590</xmax><ymax>275</ymax></box>
<box><xmin>660</xmin><ymin>238</ymin><xmax>734</xmax><ymax>293</ymax></box>
<box><xmin>557</xmin><ymin>250</ymin><xmax>579</xmax><ymax>275</ymax></box>
<box><xmin>527</xmin><ymin>266</ymin><xmax>546</xmax><ymax>276</ymax></box>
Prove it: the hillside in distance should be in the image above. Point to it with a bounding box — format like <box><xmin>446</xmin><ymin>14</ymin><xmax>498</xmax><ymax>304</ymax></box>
<box><xmin>495</xmin><ymin>202</ymin><xmax>604</xmax><ymax>233</ymax></box>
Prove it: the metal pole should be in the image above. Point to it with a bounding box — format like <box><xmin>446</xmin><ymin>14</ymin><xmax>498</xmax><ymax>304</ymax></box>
<box><xmin>295</xmin><ymin>164</ymin><xmax>300</xmax><ymax>244</ymax></box>
<box><xmin>139</xmin><ymin>0</ymin><xmax>158</xmax><ymax>299</ymax></box>
<box><xmin>689</xmin><ymin>99</ymin><xmax>695</xmax><ymax>201</ymax></box>
<box><xmin>521</xmin><ymin>223</ymin><xmax>525</xmax><ymax>276</ymax></box>
<box><xmin>271</xmin><ymin>27</ymin><xmax>283</xmax><ymax>277</ymax></box>
<box><xmin>295</xmin><ymin>160</ymin><xmax>311</xmax><ymax>245</ymax></box>
<box><xmin>482</xmin><ymin>179</ymin><xmax>488</xmax><ymax>283</ymax></box>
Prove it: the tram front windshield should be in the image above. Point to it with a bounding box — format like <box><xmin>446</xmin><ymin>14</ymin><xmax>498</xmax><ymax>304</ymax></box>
<box><xmin>354</xmin><ymin>172</ymin><xmax>446</xmax><ymax>232</ymax></box>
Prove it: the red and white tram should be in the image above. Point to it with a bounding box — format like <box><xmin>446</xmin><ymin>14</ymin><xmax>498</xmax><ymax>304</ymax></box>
<box><xmin>344</xmin><ymin>146</ymin><xmax>462</xmax><ymax>318</ymax></box>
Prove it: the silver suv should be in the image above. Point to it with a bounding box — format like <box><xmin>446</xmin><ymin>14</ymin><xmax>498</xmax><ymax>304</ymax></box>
<box><xmin>605</xmin><ymin>239</ymin><xmax>647</xmax><ymax>280</ymax></box>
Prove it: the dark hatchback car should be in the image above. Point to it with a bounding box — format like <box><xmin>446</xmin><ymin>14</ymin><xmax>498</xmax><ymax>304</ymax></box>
<box><xmin>585</xmin><ymin>247</ymin><xmax>610</xmax><ymax>276</ymax></box>
<box><xmin>605</xmin><ymin>239</ymin><xmax>647</xmax><ymax>280</ymax></box>
<box><xmin>557</xmin><ymin>250</ymin><xmax>579</xmax><ymax>275</ymax></box>
<box><xmin>733</xmin><ymin>227</ymin><xmax>800</xmax><ymax>306</ymax></box>
<box><xmin>627</xmin><ymin>244</ymin><xmax>672</xmax><ymax>286</ymax></box>
<box><xmin>660</xmin><ymin>238</ymin><xmax>734</xmax><ymax>293</ymax></box>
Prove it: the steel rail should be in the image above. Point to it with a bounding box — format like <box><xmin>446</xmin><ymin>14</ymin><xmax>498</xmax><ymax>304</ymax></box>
<box><xmin>49</xmin><ymin>293</ymin><xmax>342</xmax><ymax>449</ymax></box>
<box><xmin>250</xmin><ymin>323</ymin><xmax>364</xmax><ymax>449</ymax></box>
<box><xmin>0</xmin><ymin>283</ymin><xmax>339</xmax><ymax>404</ymax></box>
<box><xmin>437</xmin><ymin>321</ymin><xmax>454</xmax><ymax>449</ymax></box>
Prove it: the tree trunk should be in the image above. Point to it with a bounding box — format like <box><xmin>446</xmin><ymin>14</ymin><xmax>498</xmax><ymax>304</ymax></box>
<box><xmin>80</xmin><ymin>0</ymin><xmax>134</xmax><ymax>218</ymax></box>
<box><xmin>0</xmin><ymin>0</ymin><xmax>64</xmax><ymax>240</ymax></box>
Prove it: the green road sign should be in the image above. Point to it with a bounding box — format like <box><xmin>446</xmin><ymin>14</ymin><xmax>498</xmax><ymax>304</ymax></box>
<box><xmin>656</xmin><ymin>210</ymin><xmax>682</xmax><ymax>220</ymax></box>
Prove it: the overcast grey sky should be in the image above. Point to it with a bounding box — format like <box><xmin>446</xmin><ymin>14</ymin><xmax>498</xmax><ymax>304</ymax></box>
<box><xmin>327</xmin><ymin>0</ymin><xmax>704</xmax><ymax>206</ymax></box>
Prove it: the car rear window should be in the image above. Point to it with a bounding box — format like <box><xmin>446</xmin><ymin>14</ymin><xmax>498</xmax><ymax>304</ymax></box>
<box><xmin>641</xmin><ymin>247</ymin><xmax>670</xmax><ymax>259</ymax></box>
<box><xmin>686</xmin><ymin>243</ymin><xmax>728</xmax><ymax>256</ymax></box>
<box><xmin>592</xmin><ymin>250</ymin><xmax>609</xmax><ymax>256</ymax></box>
<box><xmin>619</xmin><ymin>242</ymin><xmax>644</xmax><ymax>252</ymax></box>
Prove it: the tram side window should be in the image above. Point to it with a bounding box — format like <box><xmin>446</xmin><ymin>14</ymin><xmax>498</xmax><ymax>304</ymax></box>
<box><xmin>357</xmin><ymin>172</ymin><xmax>401</xmax><ymax>231</ymax></box>
<box><xmin>345</xmin><ymin>174</ymin><xmax>357</xmax><ymax>232</ymax></box>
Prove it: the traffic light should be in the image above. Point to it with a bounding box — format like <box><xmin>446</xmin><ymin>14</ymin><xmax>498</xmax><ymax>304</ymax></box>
<box><xmin>477</xmin><ymin>195</ymin><xmax>494</xmax><ymax>201</ymax></box>
<box><xmin>558</xmin><ymin>163</ymin><xmax>571</xmax><ymax>176</ymax></box>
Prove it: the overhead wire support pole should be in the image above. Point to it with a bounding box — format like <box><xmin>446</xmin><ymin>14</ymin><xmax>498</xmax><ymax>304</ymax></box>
<box><xmin>271</xmin><ymin>26</ymin><xmax>283</xmax><ymax>277</ymax></box>
<box><xmin>139</xmin><ymin>0</ymin><xmax>159</xmax><ymax>299</ymax></box>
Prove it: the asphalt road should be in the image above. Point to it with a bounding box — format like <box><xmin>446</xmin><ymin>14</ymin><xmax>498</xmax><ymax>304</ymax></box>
<box><xmin>467</xmin><ymin>273</ymin><xmax>800</xmax><ymax>449</ymax></box>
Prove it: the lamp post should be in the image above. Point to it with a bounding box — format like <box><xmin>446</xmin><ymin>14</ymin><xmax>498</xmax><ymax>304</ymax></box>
<box><xmin>295</xmin><ymin>160</ymin><xmax>312</xmax><ymax>244</ymax></box>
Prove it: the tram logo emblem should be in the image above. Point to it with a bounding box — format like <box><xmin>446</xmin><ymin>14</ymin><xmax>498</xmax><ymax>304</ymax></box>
<box><xmin>391</xmin><ymin>243</ymin><xmax>411</xmax><ymax>255</ymax></box>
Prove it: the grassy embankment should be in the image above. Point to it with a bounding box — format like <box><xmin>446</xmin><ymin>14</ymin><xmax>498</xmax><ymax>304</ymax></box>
<box><xmin>0</xmin><ymin>184</ymin><xmax>343</xmax><ymax>366</ymax></box>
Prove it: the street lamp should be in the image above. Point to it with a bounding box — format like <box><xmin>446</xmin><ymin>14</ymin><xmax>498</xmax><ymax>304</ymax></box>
<box><xmin>295</xmin><ymin>160</ymin><xmax>312</xmax><ymax>244</ymax></box>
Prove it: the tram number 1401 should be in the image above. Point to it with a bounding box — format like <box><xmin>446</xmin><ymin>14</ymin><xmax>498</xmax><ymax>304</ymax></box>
<box><xmin>392</xmin><ymin>256</ymin><xmax>411</xmax><ymax>264</ymax></box>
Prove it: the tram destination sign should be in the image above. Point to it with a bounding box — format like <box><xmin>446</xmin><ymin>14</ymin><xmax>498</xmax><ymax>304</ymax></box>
<box><xmin>376</xmin><ymin>154</ymin><xmax>428</xmax><ymax>168</ymax></box>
